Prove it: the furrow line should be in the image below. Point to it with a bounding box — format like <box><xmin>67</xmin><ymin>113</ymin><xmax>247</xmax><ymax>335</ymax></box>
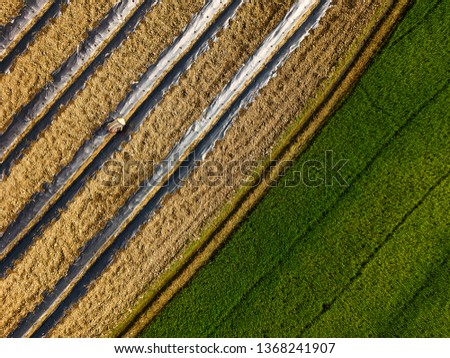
<box><xmin>10</xmin><ymin>0</ymin><xmax>327</xmax><ymax>338</ymax></box>
<box><xmin>0</xmin><ymin>0</ymin><xmax>240</xmax><ymax>273</ymax></box>
<box><xmin>0</xmin><ymin>0</ymin><xmax>67</xmax><ymax>71</ymax></box>
<box><xmin>0</xmin><ymin>0</ymin><xmax>149</xmax><ymax>161</ymax></box>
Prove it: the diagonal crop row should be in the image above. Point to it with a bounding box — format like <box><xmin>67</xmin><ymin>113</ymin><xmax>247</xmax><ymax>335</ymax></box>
<box><xmin>0</xmin><ymin>0</ymin><xmax>235</xmax><ymax>265</ymax></box>
<box><xmin>0</xmin><ymin>0</ymin><xmax>150</xmax><ymax>161</ymax></box>
<box><xmin>0</xmin><ymin>0</ymin><xmax>54</xmax><ymax>61</ymax></box>
<box><xmin>16</xmin><ymin>0</ymin><xmax>327</xmax><ymax>338</ymax></box>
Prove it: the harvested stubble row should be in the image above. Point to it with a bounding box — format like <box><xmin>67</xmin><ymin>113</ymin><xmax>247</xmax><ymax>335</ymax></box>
<box><xmin>0</xmin><ymin>0</ymin><xmax>24</xmax><ymax>25</ymax></box>
<box><xmin>49</xmin><ymin>0</ymin><xmax>385</xmax><ymax>337</ymax></box>
<box><xmin>0</xmin><ymin>0</ymin><xmax>208</xmax><ymax>336</ymax></box>
<box><xmin>0</xmin><ymin>0</ymin><xmax>119</xmax><ymax>131</ymax></box>
<box><xmin>0</xmin><ymin>0</ymin><xmax>208</xmax><ymax>235</ymax></box>
<box><xmin>0</xmin><ymin>0</ymin><xmax>299</xmax><ymax>337</ymax></box>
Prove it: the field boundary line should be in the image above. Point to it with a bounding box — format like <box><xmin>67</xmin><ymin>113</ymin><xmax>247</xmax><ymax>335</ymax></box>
<box><xmin>116</xmin><ymin>0</ymin><xmax>412</xmax><ymax>338</ymax></box>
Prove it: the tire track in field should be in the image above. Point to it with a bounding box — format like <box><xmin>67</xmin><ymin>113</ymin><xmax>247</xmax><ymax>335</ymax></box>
<box><xmin>208</xmin><ymin>80</ymin><xmax>450</xmax><ymax>337</ymax></box>
<box><xmin>360</xmin><ymin>83</ymin><xmax>395</xmax><ymax>118</ymax></box>
<box><xmin>0</xmin><ymin>0</ymin><xmax>237</xmax><ymax>265</ymax></box>
<box><xmin>0</xmin><ymin>0</ymin><xmax>149</xmax><ymax>162</ymax></box>
<box><xmin>0</xmin><ymin>0</ymin><xmax>53</xmax><ymax>60</ymax></box>
<box><xmin>300</xmin><ymin>170</ymin><xmax>450</xmax><ymax>336</ymax></box>
<box><xmin>0</xmin><ymin>0</ymin><xmax>67</xmax><ymax>71</ymax></box>
<box><xmin>9</xmin><ymin>0</ymin><xmax>325</xmax><ymax>337</ymax></box>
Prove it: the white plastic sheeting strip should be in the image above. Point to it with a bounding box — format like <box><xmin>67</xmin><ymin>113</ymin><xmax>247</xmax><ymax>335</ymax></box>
<box><xmin>111</xmin><ymin>0</ymin><xmax>230</xmax><ymax>120</ymax></box>
<box><xmin>0</xmin><ymin>0</ymin><xmax>52</xmax><ymax>57</ymax></box>
<box><xmin>0</xmin><ymin>0</ymin><xmax>145</xmax><ymax>158</ymax></box>
<box><xmin>154</xmin><ymin>0</ymin><xmax>322</xmax><ymax>182</ymax></box>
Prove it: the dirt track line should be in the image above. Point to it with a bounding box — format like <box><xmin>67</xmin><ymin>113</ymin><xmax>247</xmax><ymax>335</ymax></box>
<box><xmin>0</xmin><ymin>0</ymin><xmax>67</xmax><ymax>71</ymax></box>
<box><xmin>0</xmin><ymin>0</ymin><xmax>148</xmax><ymax>162</ymax></box>
<box><xmin>11</xmin><ymin>0</ymin><xmax>326</xmax><ymax>338</ymax></box>
<box><xmin>0</xmin><ymin>0</ymin><xmax>236</xmax><ymax>267</ymax></box>
<box><xmin>300</xmin><ymin>170</ymin><xmax>450</xmax><ymax>336</ymax></box>
<box><xmin>216</xmin><ymin>68</ymin><xmax>450</xmax><ymax>339</ymax></box>
<box><xmin>0</xmin><ymin>0</ymin><xmax>53</xmax><ymax>60</ymax></box>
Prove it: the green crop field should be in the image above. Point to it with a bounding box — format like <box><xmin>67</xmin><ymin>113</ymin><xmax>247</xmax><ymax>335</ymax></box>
<box><xmin>141</xmin><ymin>0</ymin><xmax>450</xmax><ymax>338</ymax></box>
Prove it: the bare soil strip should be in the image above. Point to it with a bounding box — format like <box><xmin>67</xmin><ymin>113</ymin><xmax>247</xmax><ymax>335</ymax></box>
<box><xmin>0</xmin><ymin>0</ymin><xmax>119</xmax><ymax>130</ymax></box>
<box><xmin>0</xmin><ymin>0</ymin><xmax>207</xmax><ymax>238</ymax></box>
<box><xmin>0</xmin><ymin>0</ymin><xmax>53</xmax><ymax>60</ymax></box>
<box><xmin>0</xmin><ymin>0</ymin><xmax>296</xmax><ymax>338</ymax></box>
<box><xmin>53</xmin><ymin>0</ymin><xmax>401</xmax><ymax>338</ymax></box>
<box><xmin>0</xmin><ymin>0</ymin><xmax>148</xmax><ymax>161</ymax></box>
<box><xmin>15</xmin><ymin>0</ymin><xmax>320</xmax><ymax>338</ymax></box>
<box><xmin>0</xmin><ymin>0</ymin><xmax>24</xmax><ymax>26</ymax></box>
<box><xmin>0</xmin><ymin>0</ymin><xmax>230</xmax><ymax>262</ymax></box>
